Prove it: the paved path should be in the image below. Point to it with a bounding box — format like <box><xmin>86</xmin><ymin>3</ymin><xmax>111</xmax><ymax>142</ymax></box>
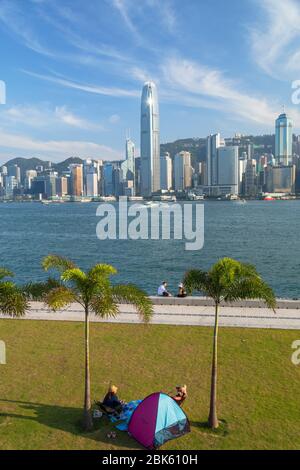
<box><xmin>2</xmin><ymin>300</ymin><xmax>300</xmax><ymax>330</ymax></box>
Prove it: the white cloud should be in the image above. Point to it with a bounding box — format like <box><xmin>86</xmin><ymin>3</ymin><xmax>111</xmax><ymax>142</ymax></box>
<box><xmin>0</xmin><ymin>104</ymin><xmax>104</xmax><ymax>131</ymax></box>
<box><xmin>160</xmin><ymin>57</ymin><xmax>300</xmax><ymax>127</ymax></box>
<box><xmin>0</xmin><ymin>128</ymin><xmax>122</xmax><ymax>162</ymax></box>
<box><xmin>0</xmin><ymin>0</ymin><xmax>54</xmax><ymax>57</ymax></box>
<box><xmin>250</xmin><ymin>0</ymin><xmax>300</xmax><ymax>78</ymax></box>
<box><xmin>54</xmin><ymin>106</ymin><xmax>104</xmax><ymax>131</ymax></box>
<box><xmin>23</xmin><ymin>70</ymin><xmax>139</xmax><ymax>98</ymax></box>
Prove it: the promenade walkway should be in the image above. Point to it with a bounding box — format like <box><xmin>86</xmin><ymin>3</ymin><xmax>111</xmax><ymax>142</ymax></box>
<box><xmin>3</xmin><ymin>297</ymin><xmax>300</xmax><ymax>330</ymax></box>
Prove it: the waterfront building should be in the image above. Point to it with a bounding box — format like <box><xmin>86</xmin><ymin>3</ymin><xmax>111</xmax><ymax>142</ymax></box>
<box><xmin>160</xmin><ymin>152</ymin><xmax>172</xmax><ymax>190</ymax></box>
<box><xmin>45</xmin><ymin>173</ymin><xmax>58</xmax><ymax>199</ymax></box>
<box><xmin>217</xmin><ymin>146</ymin><xmax>239</xmax><ymax>195</ymax></box>
<box><xmin>70</xmin><ymin>164</ymin><xmax>83</xmax><ymax>197</ymax></box>
<box><xmin>275</xmin><ymin>112</ymin><xmax>293</xmax><ymax>166</ymax></box>
<box><xmin>140</xmin><ymin>81</ymin><xmax>160</xmax><ymax>196</ymax></box>
<box><xmin>239</xmin><ymin>157</ymin><xmax>248</xmax><ymax>194</ymax></box>
<box><xmin>205</xmin><ymin>133</ymin><xmax>224</xmax><ymax>186</ymax></box>
<box><xmin>272</xmin><ymin>165</ymin><xmax>296</xmax><ymax>193</ymax></box>
<box><xmin>174</xmin><ymin>151</ymin><xmax>193</xmax><ymax>191</ymax></box>
<box><xmin>56</xmin><ymin>176</ymin><xmax>68</xmax><ymax>197</ymax></box>
<box><xmin>103</xmin><ymin>163</ymin><xmax>114</xmax><ymax>196</ymax></box>
<box><xmin>86</xmin><ymin>170</ymin><xmax>98</xmax><ymax>197</ymax></box>
<box><xmin>244</xmin><ymin>159</ymin><xmax>257</xmax><ymax>196</ymax></box>
<box><xmin>122</xmin><ymin>138</ymin><xmax>135</xmax><ymax>180</ymax></box>
<box><xmin>31</xmin><ymin>176</ymin><xmax>46</xmax><ymax>197</ymax></box>
<box><xmin>5</xmin><ymin>176</ymin><xmax>18</xmax><ymax>198</ymax></box>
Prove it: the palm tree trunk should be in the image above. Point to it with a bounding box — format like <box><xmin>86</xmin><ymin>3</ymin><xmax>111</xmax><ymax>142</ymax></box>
<box><xmin>83</xmin><ymin>306</ymin><xmax>93</xmax><ymax>431</ymax></box>
<box><xmin>208</xmin><ymin>301</ymin><xmax>219</xmax><ymax>429</ymax></box>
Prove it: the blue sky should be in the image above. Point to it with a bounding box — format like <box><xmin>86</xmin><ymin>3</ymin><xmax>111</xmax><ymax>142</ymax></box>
<box><xmin>0</xmin><ymin>0</ymin><xmax>300</xmax><ymax>163</ymax></box>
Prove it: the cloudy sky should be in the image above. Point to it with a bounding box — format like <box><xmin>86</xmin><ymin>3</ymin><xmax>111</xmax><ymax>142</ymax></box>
<box><xmin>0</xmin><ymin>0</ymin><xmax>300</xmax><ymax>163</ymax></box>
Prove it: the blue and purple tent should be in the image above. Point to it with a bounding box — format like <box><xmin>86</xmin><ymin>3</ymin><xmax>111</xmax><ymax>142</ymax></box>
<box><xmin>128</xmin><ymin>392</ymin><xmax>190</xmax><ymax>449</ymax></box>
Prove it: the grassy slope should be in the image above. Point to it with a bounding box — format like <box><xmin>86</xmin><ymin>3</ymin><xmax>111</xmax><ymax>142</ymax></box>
<box><xmin>0</xmin><ymin>319</ymin><xmax>300</xmax><ymax>450</ymax></box>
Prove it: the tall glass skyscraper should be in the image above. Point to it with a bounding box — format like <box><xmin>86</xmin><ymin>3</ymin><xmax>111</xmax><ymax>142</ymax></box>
<box><xmin>140</xmin><ymin>81</ymin><xmax>160</xmax><ymax>197</ymax></box>
<box><xmin>275</xmin><ymin>112</ymin><xmax>293</xmax><ymax>166</ymax></box>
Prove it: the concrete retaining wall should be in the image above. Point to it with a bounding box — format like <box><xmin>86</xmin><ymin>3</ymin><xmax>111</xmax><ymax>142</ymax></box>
<box><xmin>149</xmin><ymin>296</ymin><xmax>300</xmax><ymax>309</ymax></box>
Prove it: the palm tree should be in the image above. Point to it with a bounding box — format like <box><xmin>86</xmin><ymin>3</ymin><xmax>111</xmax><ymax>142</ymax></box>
<box><xmin>184</xmin><ymin>257</ymin><xmax>276</xmax><ymax>430</ymax></box>
<box><xmin>0</xmin><ymin>268</ymin><xmax>28</xmax><ymax>317</ymax></box>
<box><xmin>40</xmin><ymin>255</ymin><xmax>153</xmax><ymax>432</ymax></box>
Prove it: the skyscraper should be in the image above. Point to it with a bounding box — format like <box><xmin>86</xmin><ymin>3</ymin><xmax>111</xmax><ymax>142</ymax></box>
<box><xmin>160</xmin><ymin>152</ymin><xmax>172</xmax><ymax>190</ymax></box>
<box><xmin>217</xmin><ymin>146</ymin><xmax>239</xmax><ymax>195</ymax></box>
<box><xmin>121</xmin><ymin>138</ymin><xmax>135</xmax><ymax>192</ymax></box>
<box><xmin>174</xmin><ymin>151</ymin><xmax>193</xmax><ymax>191</ymax></box>
<box><xmin>205</xmin><ymin>133</ymin><xmax>225</xmax><ymax>186</ymax></box>
<box><xmin>70</xmin><ymin>164</ymin><xmax>83</xmax><ymax>197</ymax></box>
<box><xmin>140</xmin><ymin>81</ymin><xmax>160</xmax><ymax>196</ymax></box>
<box><xmin>275</xmin><ymin>112</ymin><xmax>293</xmax><ymax>166</ymax></box>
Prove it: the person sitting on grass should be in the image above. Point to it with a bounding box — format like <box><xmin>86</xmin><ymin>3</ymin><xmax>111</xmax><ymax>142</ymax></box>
<box><xmin>97</xmin><ymin>385</ymin><xmax>124</xmax><ymax>415</ymax></box>
<box><xmin>171</xmin><ymin>385</ymin><xmax>187</xmax><ymax>406</ymax></box>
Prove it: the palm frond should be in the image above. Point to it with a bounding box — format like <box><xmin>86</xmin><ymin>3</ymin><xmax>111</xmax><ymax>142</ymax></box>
<box><xmin>0</xmin><ymin>267</ymin><xmax>14</xmax><ymax>281</ymax></box>
<box><xmin>111</xmin><ymin>284</ymin><xmax>153</xmax><ymax>323</ymax></box>
<box><xmin>0</xmin><ymin>282</ymin><xmax>29</xmax><ymax>317</ymax></box>
<box><xmin>44</xmin><ymin>286</ymin><xmax>76</xmax><ymax>311</ymax></box>
<box><xmin>42</xmin><ymin>255</ymin><xmax>76</xmax><ymax>274</ymax></box>
<box><xmin>183</xmin><ymin>269</ymin><xmax>210</xmax><ymax>295</ymax></box>
<box><xmin>88</xmin><ymin>264</ymin><xmax>117</xmax><ymax>281</ymax></box>
<box><xmin>61</xmin><ymin>268</ymin><xmax>87</xmax><ymax>285</ymax></box>
<box><xmin>22</xmin><ymin>278</ymin><xmax>61</xmax><ymax>301</ymax></box>
<box><xmin>90</xmin><ymin>292</ymin><xmax>119</xmax><ymax>318</ymax></box>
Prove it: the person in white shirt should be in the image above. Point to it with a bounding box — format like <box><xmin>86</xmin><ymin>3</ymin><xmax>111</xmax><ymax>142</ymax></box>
<box><xmin>157</xmin><ymin>281</ymin><xmax>171</xmax><ymax>297</ymax></box>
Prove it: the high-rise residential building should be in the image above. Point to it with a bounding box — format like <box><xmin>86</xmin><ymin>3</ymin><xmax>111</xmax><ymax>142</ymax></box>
<box><xmin>275</xmin><ymin>111</ymin><xmax>293</xmax><ymax>166</ymax></box>
<box><xmin>217</xmin><ymin>146</ymin><xmax>239</xmax><ymax>195</ymax></box>
<box><xmin>140</xmin><ymin>81</ymin><xmax>160</xmax><ymax>196</ymax></box>
<box><xmin>70</xmin><ymin>164</ymin><xmax>83</xmax><ymax>197</ymax></box>
<box><xmin>174</xmin><ymin>151</ymin><xmax>193</xmax><ymax>191</ymax></box>
<box><xmin>205</xmin><ymin>133</ymin><xmax>225</xmax><ymax>186</ymax></box>
<box><xmin>160</xmin><ymin>152</ymin><xmax>172</xmax><ymax>190</ymax></box>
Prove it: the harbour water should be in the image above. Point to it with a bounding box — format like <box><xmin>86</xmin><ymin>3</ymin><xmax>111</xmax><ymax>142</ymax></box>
<box><xmin>0</xmin><ymin>200</ymin><xmax>299</xmax><ymax>298</ymax></box>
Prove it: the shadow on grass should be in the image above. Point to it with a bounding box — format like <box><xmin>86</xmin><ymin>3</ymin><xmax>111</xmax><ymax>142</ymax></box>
<box><xmin>190</xmin><ymin>419</ymin><xmax>229</xmax><ymax>438</ymax></box>
<box><xmin>0</xmin><ymin>399</ymin><xmax>141</xmax><ymax>449</ymax></box>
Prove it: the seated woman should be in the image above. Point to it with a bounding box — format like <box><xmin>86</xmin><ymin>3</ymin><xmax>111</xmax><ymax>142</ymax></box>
<box><xmin>101</xmin><ymin>385</ymin><xmax>124</xmax><ymax>414</ymax></box>
<box><xmin>171</xmin><ymin>384</ymin><xmax>187</xmax><ymax>406</ymax></box>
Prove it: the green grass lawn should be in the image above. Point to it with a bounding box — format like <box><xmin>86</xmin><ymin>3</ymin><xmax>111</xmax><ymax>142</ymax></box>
<box><xmin>0</xmin><ymin>319</ymin><xmax>300</xmax><ymax>450</ymax></box>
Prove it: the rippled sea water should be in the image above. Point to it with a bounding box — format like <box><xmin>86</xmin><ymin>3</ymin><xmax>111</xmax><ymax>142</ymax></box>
<box><xmin>0</xmin><ymin>200</ymin><xmax>299</xmax><ymax>298</ymax></box>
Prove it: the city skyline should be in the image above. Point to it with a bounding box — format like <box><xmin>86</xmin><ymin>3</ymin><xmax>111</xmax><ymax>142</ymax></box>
<box><xmin>1</xmin><ymin>0</ymin><xmax>300</xmax><ymax>163</ymax></box>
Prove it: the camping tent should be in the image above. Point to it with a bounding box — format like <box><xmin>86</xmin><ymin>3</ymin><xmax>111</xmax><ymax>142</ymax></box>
<box><xmin>128</xmin><ymin>392</ymin><xmax>190</xmax><ymax>449</ymax></box>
